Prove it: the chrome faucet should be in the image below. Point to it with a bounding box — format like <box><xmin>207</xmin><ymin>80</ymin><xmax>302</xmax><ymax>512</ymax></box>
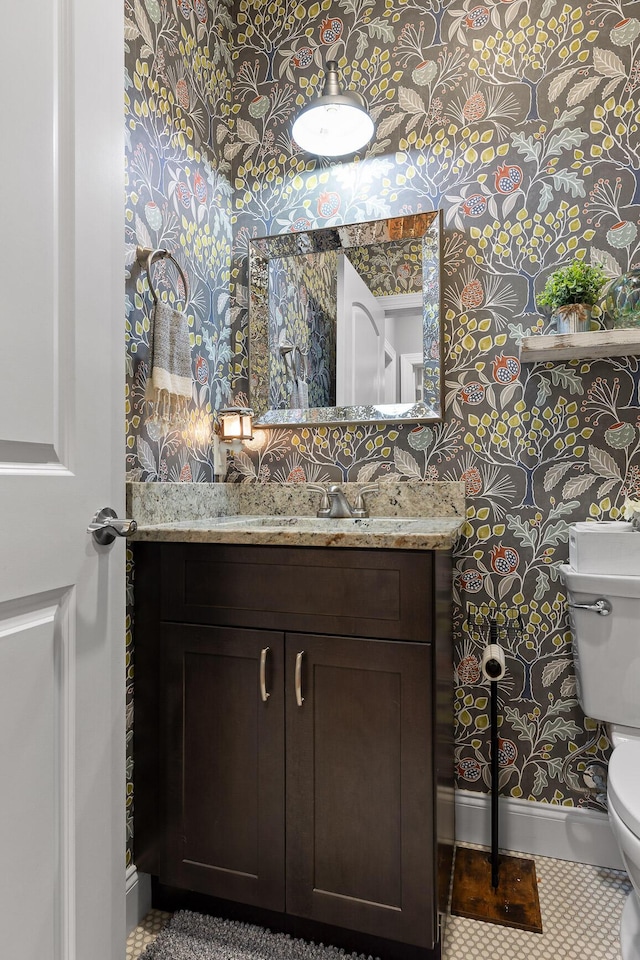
<box><xmin>324</xmin><ymin>484</ymin><xmax>354</xmax><ymax>518</ymax></box>
<box><xmin>307</xmin><ymin>482</ymin><xmax>379</xmax><ymax>519</ymax></box>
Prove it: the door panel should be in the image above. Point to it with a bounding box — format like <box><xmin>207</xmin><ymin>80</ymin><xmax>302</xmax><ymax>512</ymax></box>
<box><xmin>0</xmin><ymin>594</ymin><xmax>69</xmax><ymax>958</ymax></box>
<box><xmin>285</xmin><ymin>634</ymin><xmax>435</xmax><ymax>948</ymax></box>
<box><xmin>0</xmin><ymin>2</ymin><xmax>64</xmax><ymax>457</ymax></box>
<box><xmin>313</xmin><ymin>661</ymin><xmax>402</xmax><ymax>906</ymax></box>
<box><xmin>162</xmin><ymin>625</ymin><xmax>285</xmax><ymax>911</ymax></box>
<box><xmin>336</xmin><ymin>257</ymin><xmax>386</xmax><ymax>406</ymax></box>
<box><xmin>0</xmin><ymin>2</ymin><xmax>124</xmax><ymax>958</ymax></box>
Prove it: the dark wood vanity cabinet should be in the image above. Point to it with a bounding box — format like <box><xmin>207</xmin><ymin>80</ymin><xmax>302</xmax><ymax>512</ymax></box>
<box><xmin>161</xmin><ymin>624</ymin><xmax>286</xmax><ymax>911</ymax></box>
<box><xmin>134</xmin><ymin>542</ymin><xmax>454</xmax><ymax>956</ymax></box>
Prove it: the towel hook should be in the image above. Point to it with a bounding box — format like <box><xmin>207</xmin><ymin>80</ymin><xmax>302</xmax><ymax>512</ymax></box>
<box><xmin>136</xmin><ymin>245</ymin><xmax>189</xmax><ymax>304</ymax></box>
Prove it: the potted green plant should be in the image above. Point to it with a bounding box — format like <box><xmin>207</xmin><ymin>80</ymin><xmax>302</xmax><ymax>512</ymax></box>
<box><xmin>536</xmin><ymin>259</ymin><xmax>608</xmax><ymax>334</ymax></box>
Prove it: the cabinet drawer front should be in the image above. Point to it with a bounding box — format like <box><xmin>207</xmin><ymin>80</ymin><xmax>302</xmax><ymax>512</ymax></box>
<box><xmin>160</xmin><ymin>543</ymin><xmax>433</xmax><ymax>642</ymax></box>
<box><xmin>285</xmin><ymin>633</ymin><xmax>435</xmax><ymax>949</ymax></box>
<box><xmin>161</xmin><ymin>624</ymin><xmax>285</xmax><ymax>911</ymax></box>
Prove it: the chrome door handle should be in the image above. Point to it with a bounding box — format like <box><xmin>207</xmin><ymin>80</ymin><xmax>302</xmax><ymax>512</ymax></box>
<box><xmin>567</xmin><ymin>598</ymin><xmax>612</xmax><ymax>616</ymax></box>
<box><xmin>88</xmin><ymin>507</ymin><xmax>138</xmax><ymax>545</ymax></box>
<box><xmin>295</xmin><ymin>651</ymin><xmax>304</xmax><ymax>707</ymax></box>
<box><xmin>260</xmin><ymin>647</ymin><xmax>270</xmax><ymax>702</ymax></box>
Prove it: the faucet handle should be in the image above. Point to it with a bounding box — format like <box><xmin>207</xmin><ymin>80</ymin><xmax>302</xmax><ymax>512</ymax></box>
<box><xmin>352</xmin><ymin>482</ymin><xmax>379</xmax><ymax>518</ymax></box>
<box><xmin>306</xmin><ymin>483</ymin><xmax>331</xmax><ymax>518</ymax></box>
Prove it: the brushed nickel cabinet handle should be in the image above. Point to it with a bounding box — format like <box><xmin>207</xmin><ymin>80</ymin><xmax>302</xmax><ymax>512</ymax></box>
<box><xmin>295</xmin><ymin>651</ymin><xmax>304</xmax><ymax>707</ymax></box>
<box><xmin>260</xmin><ymin>647</ymin><xmax>270</xmax><ymax>702</ymax></box>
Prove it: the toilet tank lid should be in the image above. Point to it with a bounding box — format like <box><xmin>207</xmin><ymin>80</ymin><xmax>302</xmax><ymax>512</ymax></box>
<box><xmin>608</xmin><ymin>741</ymin><xmax>640</xmax><ymax>839</ymax></box>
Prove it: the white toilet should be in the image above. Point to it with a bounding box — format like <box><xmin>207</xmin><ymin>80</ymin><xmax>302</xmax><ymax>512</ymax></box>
<box><xmin>561</xmin><ymin>564</ymin><xmax>640</xmax><ymax>960</ymax></box>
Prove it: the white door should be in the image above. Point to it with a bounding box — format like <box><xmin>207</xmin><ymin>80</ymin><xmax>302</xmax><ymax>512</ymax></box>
<box><xmin>337</xmin><ymin>257</ymin><xmax>386</xmax><ymax>406</ymax></box>
<box><xmin>0</xmin><ymin>3</ymin><xmax>125</xmax><ymax>960</ymax></box>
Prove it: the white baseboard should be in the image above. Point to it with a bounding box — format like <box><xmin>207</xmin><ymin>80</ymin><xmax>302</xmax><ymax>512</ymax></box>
<box><xmin>455</xmin><ymin>789</ymin><xmax>624</xmax><ymax>871</ymax></box>
<box><xmin>122</xmin><ymin>799</ymin><xmax>622</xmax><ymax>930</ymax></box>
<box><xmin>126</xmin><ymin>865</ymin><xmax>152</xmax><ymax>934</ymax></box>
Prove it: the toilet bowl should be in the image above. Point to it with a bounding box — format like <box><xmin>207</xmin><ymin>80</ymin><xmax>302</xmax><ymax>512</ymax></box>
<box><xmin>560</xmin><ymin>563</ymin><xmax>640</xmax><ymax>959</ymax></box>
<box><xmin>608</xmin><ymin>742</ymin><xmax>640</xmax><ymax>960</ymax></box>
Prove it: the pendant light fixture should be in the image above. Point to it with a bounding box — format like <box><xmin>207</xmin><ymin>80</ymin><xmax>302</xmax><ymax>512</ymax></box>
<box><xmin>291</xmin><ymin>60</ymin><xmax>374</xmax><ymax>158</ymax></box>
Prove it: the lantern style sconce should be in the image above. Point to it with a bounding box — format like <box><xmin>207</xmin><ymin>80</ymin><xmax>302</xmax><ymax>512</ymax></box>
<box><xmin>219</xmin><ymin>407</ymin><xmax>254</xmax><ymax>441</ymax></box>
<box><xmin>212</xmin><ymin>407</ymin><xmax>254</xmax><ymax>479</ymax></box>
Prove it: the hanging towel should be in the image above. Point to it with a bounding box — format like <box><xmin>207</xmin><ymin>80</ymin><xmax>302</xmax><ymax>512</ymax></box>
<box><xmin>295</xmin><ymin>378</ymin><xmax>309</xmax><ymax>409</ymax></box>
<box><xmin>291</xmin><ymin>346</ymin><xmax>309</xmax><ymax>409</ymax></box>
<box><xmin>144</xmin><ymin>300</ymin><xmax>192</xmax><ymax>427</ymax></box>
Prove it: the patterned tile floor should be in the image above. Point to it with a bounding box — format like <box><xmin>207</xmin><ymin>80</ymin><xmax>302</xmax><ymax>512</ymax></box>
<box><xmin>126</xmin><ymin>848</ymin><xmax>632</xmax><ymax>960</ymax></box>
<box><xmin>126</xmin><ymin>909</ymin><xmax>171</xmax><ymax>959</ymax></box>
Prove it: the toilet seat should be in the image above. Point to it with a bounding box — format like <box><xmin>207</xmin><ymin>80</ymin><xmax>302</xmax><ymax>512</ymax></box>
<box><xmin>608</xmin><ymin>741</ymin><xmax>640</xmax><ymax>839</ymax></box>
<box><xmin>608</xmin><ymin>723</ymin><xmax>640</xmax><ymax>747</ymax></box>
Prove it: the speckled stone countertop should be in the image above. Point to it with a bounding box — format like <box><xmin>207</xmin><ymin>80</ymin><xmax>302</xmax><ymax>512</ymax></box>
<box><xmin>127</xmin><ymin>479</ymin><xmax>465</xmax><ymax>551</ymax></box>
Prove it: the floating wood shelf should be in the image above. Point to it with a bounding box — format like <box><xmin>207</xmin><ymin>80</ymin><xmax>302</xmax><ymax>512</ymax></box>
<box><xmin>520</xmin><ymin>328</ymin><xmax>640</xmax><ymax>363</ymax></box>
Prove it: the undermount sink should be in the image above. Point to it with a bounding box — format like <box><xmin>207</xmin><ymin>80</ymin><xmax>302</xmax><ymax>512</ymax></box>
<box><xmin>209</xmin><ymin>515</ymin><xmax>428</xmax><ymax>532</ymax></box>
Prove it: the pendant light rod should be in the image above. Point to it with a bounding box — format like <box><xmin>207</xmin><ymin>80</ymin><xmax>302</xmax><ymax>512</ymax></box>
<box><xmin>323</xmin><ymin>60</ymin><xmax>343</xmax><ymax>98</ymax></box>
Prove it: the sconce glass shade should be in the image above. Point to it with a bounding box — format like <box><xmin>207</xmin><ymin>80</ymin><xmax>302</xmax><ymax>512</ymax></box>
<box><xmin>220</xmin><ymin>407</ymin><xmax>253</xmax><ymax>441</ymax></box>
<box><xmin>292</xmin><ymin>61</ymin><xmax>374</xmax><ymax>158</ymax></box>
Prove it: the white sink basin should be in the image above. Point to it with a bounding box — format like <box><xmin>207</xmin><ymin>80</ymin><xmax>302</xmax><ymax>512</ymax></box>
<box><xmin>210</xmin><ymin>515</ymin><xmax>427</xmax><ymax>532</ymax></box>
<box><xmin>569</xmin><ymin>522</ymin><xmax>640</xmax><ymax>575</ymax></box>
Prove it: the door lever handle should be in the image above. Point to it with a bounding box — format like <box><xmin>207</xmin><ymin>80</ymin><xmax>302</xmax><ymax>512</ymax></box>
<box><xmin>88</xmin><ymin>507</ymin><xmax>138</xmax><ymax>545</ymax></box>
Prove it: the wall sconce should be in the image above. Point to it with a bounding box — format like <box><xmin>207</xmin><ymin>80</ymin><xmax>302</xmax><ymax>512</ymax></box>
<box><xmin>291</xmin><ymin>60</ymin><xmax>374</xmax><ymax>158</ymax></box>
<box><xmin>220</xmin><ymin>407</ymin><xmax>254</xmax><ymax>442</ymax></box>
<box><xmin>212</xmin><ymin>407</ymin><xmax>253</xmax><ymax>479</ymax></box>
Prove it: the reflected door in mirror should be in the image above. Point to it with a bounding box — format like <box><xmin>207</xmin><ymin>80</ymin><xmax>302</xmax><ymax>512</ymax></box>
<box><xmin>337</xmin><ymin>258</ymin><xmax>385</xmax><ymax>406</ymax></box>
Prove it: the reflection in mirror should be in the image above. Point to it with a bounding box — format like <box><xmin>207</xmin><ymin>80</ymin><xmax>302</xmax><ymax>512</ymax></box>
<box><xmin>249</xmin><ymin>212</ymin><xmax>441</xmax><ymax>426</ymax></box>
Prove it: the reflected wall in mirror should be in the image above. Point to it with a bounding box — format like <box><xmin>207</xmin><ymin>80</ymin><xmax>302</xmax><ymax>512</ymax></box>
<box><xmin>249</xmin><ymin>211</ymin><xmax>442</xmax><ymax>426</ymax></box>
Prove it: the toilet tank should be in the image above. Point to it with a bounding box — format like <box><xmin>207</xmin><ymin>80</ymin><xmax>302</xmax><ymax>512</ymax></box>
<box><xmin>560</xmin><ymin>564</ymin><xmax>640</xmax><ymax>727</ymax></box>
<box><xmin>569</xmin><ymin>521</ymin><xmax>640</xmax><ymax>575</ymax></box>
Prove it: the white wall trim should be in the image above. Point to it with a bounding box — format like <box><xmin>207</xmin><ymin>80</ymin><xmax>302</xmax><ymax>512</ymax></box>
<box><xmin>376</xmin><ymin>292</ymin><xmax>422</xmax><ymax>311</ymax></box>
<box><xmin>126</xmin><ymin>866</ymin><xmax>152</xmax><ymax>934</ymax></box>
<box><xmin>455</xmin><ymin>789</ymin><xmax>624</xmax><ymax>870</ymax></box>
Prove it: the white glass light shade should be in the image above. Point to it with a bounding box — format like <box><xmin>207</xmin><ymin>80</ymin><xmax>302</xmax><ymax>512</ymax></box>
<box><xmin>220</xmin><ymin>408</ymin><xmax>253</xmax><ymax>441</ymax></box>
<box><xmin>292</xmin><ymin>100</ymin><xmax>374</xmax><ymax>157</ymax></box>
<box><xmin>292</xmin><ymin>61</ymin><xmax>374</xmax><ymax>157</ymax></box>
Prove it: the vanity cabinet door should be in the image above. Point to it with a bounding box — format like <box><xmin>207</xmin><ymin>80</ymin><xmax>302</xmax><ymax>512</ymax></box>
<box><xmin>161</xmin><ymin>624</ymin><xmax>285</xmax><ymax>911</ymax></box>
<box><xmin>285</xmin><ymin>634</ymin><xmax>435</xmax><ymax>949</ymax></box>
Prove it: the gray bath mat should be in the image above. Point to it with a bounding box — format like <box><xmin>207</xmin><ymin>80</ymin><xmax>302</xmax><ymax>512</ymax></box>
<box><xmin>140</xmin><ymin>910</ymin><xmax>374</xmax><ymax>960</ymax></box>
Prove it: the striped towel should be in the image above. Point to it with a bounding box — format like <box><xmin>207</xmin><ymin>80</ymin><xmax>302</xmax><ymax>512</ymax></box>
<box><xmin>144</xmin><ymin>301</ymin><xmax>192</xmax><ymax>427</ymax></box>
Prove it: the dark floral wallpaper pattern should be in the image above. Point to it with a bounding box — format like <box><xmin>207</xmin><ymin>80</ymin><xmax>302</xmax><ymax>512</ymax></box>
<box><xmin>268</xmin><ymin>252</ymin><xmax>338</xmax><ymax>408</ymax></box>
<box><xmin>125</xmin><ymin>0</ymin><xmax>640</xmax><ymax>855</ymax></box>
<box><xmin>124</xmin><ymin>0</ymin><xmax>234</xmax><ymax>860</ymax></box>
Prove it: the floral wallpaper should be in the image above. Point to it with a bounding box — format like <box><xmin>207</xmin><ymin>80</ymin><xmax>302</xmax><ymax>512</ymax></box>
<box><xmin>125</xmin><ymin>0</ymin><xmax>234</xmax><ymax>486</ymax></box>
<box><xmin>124</xmin><ymin>0</ymin><xmax>234</xmax><ymax>862</ymax></box>
<box><xmin>268</xmin><ymin>252</ymin><xmax>338</xmax><ymax>408</ymax></box>
<box><xmin>347</xmin><ymin>238</ymin><xmax>423</xmax><ymax>295</ymax></box>
<box><xmin>125</xmin><ymin>0</ymin><xmax>640</xmax><ymax>837</ymax></box>
<box><xmin>228</xmin><ymin>0</ymin><xmax>640</xmax><ymax>810</ymax></box>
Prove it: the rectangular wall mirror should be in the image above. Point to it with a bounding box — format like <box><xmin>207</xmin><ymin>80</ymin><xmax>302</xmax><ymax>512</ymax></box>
<box><xmin>248</xmin><ymin>211</ymin><xmax>442</xmax><ymax>427</ymax></box>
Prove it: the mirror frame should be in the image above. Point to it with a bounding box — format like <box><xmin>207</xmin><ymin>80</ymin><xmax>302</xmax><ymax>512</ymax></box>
<box><xmin>248</xmin><ymin>211</ymin><xmax>442</xmax><ymax>427</ymax></box>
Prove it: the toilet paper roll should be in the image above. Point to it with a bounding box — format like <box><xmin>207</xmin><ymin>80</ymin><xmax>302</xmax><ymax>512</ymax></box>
<box><xmin>481</xmin><ymin>643</ymin><xmax>506</xmax><ymax>681</ymax></box>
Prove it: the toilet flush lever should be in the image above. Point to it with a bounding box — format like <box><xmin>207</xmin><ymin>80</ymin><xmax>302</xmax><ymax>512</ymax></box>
<box><xmin>88</xmin><ymin>507</ymin><xmax>138</xmax><ymax>545</ymax></box>
<box><xmin>568</xmin><ymin>598</ymin><xmax>612</xmax><ymax>616</ymax></box>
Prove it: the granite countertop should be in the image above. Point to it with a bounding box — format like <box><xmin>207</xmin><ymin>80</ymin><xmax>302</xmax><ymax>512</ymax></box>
<box><xmin>128</xmin><ymin>479</ymin><xmax>466</xmax><ymax>551</ymax></box>
<box><xmin>131</xmin><ymin>514</ymin><xmax>464</xmax><ymax>550</ymax></box>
